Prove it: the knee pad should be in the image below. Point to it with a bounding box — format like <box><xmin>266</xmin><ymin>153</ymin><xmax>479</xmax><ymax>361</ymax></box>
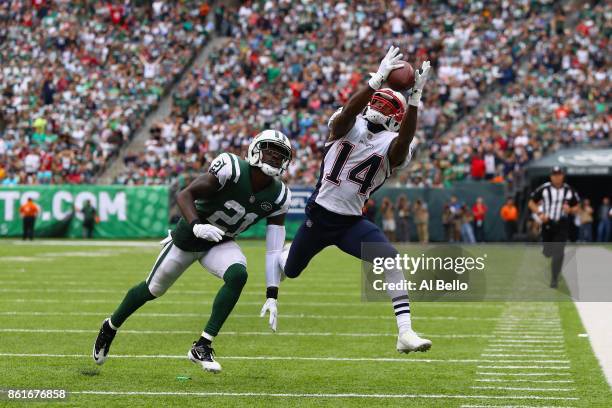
<box><xmin>223</xmin><ymin>263</ymin><xmax>248</xmax><ymax>290</ymax></box>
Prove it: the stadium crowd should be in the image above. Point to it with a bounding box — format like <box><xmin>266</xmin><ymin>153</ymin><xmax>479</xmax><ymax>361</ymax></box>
<box><xmin>0</xmin><ymin>0</ymin><xmax>213</xmax><ymax>185</ymax></box>
<box><xmin>1</xmin><ymin>1</ymin><xmax>609</xmax><ymax>189</ymax></box>
<box><xmin>405</xmin><ymin>2</ymin><xmax>610</xmax><ymax>188</ymax></box>
<box><xmin>116</xmin><ymin>0</ymin><xmax>602</xmax><ymax>186</ymax></box>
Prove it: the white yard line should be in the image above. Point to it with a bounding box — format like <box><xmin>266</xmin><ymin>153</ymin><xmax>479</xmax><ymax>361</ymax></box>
<box><xmin>492</xmin><ymin>336</ymin><xmax>564</xmax><ymax>340</ymax></box>
<box><xmin>471</xmin><ymin>386</ymin><xmax>575</xmax><ymax>392</ymax></box>
<box><xmin>483</xmin><ymin>344</ymin><xmax>563</xmax><ymax>349</ymax></box>
<box><xmin>475</xmin><ymin>379</ymin><xmax>574</xmax><ymax>384</ymax></box>
<box><xmin>0</xmin><ymin>299</ymin><xmax>395</xmax><ymax>307</ymax></box>
<box><xmin>477</xmin><ymin>372</ymin><xmax>571</xmax><ymax>377</ymax></box>
<box><xmin>0</xmin><ymin>352</ymin><xmax>572</xmax><ymax>365</ymax></box>
<box><xmin>493</xmin><ymin>331</ymin><xmax>564</xmax><ymax>335</ymax></box>
<box><xmin>6</xmin><ymin>240</ymin><xmax>161</xmax><ymax>247</ymax></box>
<box><xmin>472</xmin><ymin>304</ymin><xmax>577</xmax><ymax>403</ymax></box>
<box><xmin>481</xmin><ymin>354</ymin><xmax>565</xmax><ymax>358</ymax></box>
<box><xmin>461</xmin><ymin>405</ymin><xmax>576</xmax><ymax>408</ymax></box>
<box><xmin>0</xmin><ymin>326</ymin><xmax>563</xmax><ymax>341</ymax></box>
<box><xmin>64</xmin><ymin>390</ymin><xmax>580</xmax><ymax>401</ymax></box>
<box><xmin>477</xmin><ymin>366</ymin><xmax>570</xmax><ymax>370</ymax></box>
<box><xmin>484</xmin><ymin>350</ymin><xmax>565</xmax><ymax>354</ymax></box>
<box><xmin>0</xmin><ymin>328</ymin><xmax>502</xmax><ymax>340</ymax></box>
<box><xmin>489</xmin><ymin>340</ymin><xmax>564</xmax><ymax>344</ymax></box>
<box><xmin>0</xmin><ymin>288</ymin><xmax>360</xmax><ymax>297</ymax></box>
<box><xmin>0</xmin><ymin>311</ymin><xmax>492</xmax><ymax>321</ymax></box>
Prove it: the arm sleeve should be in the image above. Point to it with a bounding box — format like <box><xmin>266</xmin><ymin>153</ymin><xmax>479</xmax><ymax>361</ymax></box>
<box><xmin>208</xmin><ymin>153</ymin><xmax>237</xmax><ymax>189</ymax></box>
<box><xmin>265</xmin><ymin>224</ymin><xmax>285</xmax><ymax>291</ymax></box>
<box><xmin>268</xmin><ymin>187</ymin><xmax>292</xmax><ymax>218</ymax></box>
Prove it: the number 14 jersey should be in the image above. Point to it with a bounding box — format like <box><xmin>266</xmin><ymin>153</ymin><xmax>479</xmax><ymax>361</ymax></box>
<box><xmin>311</xmin><ymin>114</ymin><xmax>417</xmax><ymax>216</ymax></box>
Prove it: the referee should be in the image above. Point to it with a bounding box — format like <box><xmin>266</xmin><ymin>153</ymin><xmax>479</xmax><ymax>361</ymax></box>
<box><xmin>528</xmin><ymin>166</ymin><xmax>580</xmax><ymax>288</ymax></box>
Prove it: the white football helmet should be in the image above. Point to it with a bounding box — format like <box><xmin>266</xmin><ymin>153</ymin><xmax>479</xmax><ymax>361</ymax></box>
<box><xmin>362</xmin><ymin>88</ymin><xmax>407</xmax><ymax>132</ymax></box>
<box><xmin>247</xmin><ymin>130</ymin><xmax>292</xmax><ymax>177</ymax></box>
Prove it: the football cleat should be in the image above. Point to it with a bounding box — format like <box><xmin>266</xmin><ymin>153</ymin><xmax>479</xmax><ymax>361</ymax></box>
<box><xmin>93</xmin><ymin>318</ymin><xmax>117</xmax><ymax>365</ymax></box>
<box><xmin>396</xmin><ymin>329</ymin><xmax>432</xmax><ymax>353</ymax></box>
<box><xmin>188</xmin><ymin>342</ymin><xmax>222</xmax><ymax>373</ymax></box>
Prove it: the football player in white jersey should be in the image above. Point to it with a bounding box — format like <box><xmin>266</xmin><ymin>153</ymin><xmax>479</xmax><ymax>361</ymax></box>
<box><xmin>260</xmin><ymin>46</ymin><xmax>432</xmax><ymax>353</ymax></box>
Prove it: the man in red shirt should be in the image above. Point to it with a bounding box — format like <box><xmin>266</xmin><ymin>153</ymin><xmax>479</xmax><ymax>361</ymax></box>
<box><xmin>472</xmin><ymin>197</ymin><xmax>488</xmax><ymax>242</ymax></box>
<box><xmin>470</xmin><ymin>154</ymin><xmax>485</xmax><ymax>180</ymax></box>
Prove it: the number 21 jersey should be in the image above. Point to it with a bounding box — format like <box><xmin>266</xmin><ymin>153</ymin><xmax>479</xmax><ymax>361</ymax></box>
<box><xmin>310</xmin><ymin>113</ymin><xmax>417</xmax><ymax>216</ymax></box>
<box><xmin>172</xmin><ymin>153</ymin><xmax>291</xmax><ymax>252</ymax></box>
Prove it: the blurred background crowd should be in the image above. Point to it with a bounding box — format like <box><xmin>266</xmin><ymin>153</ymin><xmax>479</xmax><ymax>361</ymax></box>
<box><xmin>0</xmin><ymin>1</ymin><xmax>610</xmax><ymax>200</ymax></box>
<box><xmin>1</xmin><ymin>0</ymin><xmax>212</xmax><ymax>185</ymax></box>
<box><xmin>371</xmin><ymin>194</ymin><xmax>612</xmax><ymax>243</ymax></box>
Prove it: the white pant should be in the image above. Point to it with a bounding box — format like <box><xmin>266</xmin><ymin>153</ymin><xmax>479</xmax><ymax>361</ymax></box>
<box><xmin>145</xmin><ymin>238</ymin><xmax>247</xmax><ymax>297</ymax></box>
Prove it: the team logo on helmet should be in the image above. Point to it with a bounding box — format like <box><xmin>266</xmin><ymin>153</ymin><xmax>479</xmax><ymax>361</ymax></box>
<box><xmin>247</xmin><ymin>130</ymin><xmax>292</xmax><ymax>177</ymax></box>
<box><xmin>261</xmin><ymin>202</ymin><xmax>273</xmax><ymax>211</ymax></box>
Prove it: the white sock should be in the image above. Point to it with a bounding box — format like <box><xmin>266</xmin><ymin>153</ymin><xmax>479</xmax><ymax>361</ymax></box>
<box><xmin>107</xmin><ymin>318</ymin><xmax>119</xmax><ymax>331</ymax></box>
<box><xmin>201</xmin><ymin>331</ymin><xmax>214</xmax><ymax>342</ymax></box>
<box><xmin>391</xmin><ymin>295</ymin><xmax>412</xmax><ymax>333</ymax></box>
<box><xmin>384</xmin><ymin>268</ymin><xmax>412</xmax><ymax>333</ymax></box>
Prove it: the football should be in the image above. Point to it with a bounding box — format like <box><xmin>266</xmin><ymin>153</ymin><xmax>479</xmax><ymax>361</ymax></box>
<box><xmin>386</xmin><ymin>60</ymin><xmax>415</xmax><ymax>91</ymax></box>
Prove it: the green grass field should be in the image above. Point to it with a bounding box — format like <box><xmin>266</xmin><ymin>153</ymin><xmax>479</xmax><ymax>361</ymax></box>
<box><xmin>0</xmin><ymin>239</ymin><xmax>611</xmax><ymax>407</ymax></box>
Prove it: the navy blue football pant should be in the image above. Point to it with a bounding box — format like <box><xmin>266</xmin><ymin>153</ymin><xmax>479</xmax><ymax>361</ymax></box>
<box><xmin>285</xmin><ymin>203</ymin><xmax>397</xmax><ymax>279</ymax></box>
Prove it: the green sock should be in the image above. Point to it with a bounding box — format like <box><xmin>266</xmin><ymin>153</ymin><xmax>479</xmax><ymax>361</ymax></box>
<box><xmin>110</xmin><ymin>281</ymin><xmax>156</xmax><ymax>328</ymax></box>
<box><xmin>204</xmin><ymin>263</ymin><xmax>248</xmax><ymax>337</ymax></box>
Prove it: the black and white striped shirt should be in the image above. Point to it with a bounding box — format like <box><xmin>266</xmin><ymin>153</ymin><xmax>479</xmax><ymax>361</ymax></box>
<box><xmin>530</xmin><ymin>182</ymin><xmax>580</xmax><ymax>222</ymax></box>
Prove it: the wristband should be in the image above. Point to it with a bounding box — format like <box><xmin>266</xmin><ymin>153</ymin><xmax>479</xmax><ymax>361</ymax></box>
<box><xmin>408</xmin><ymin>89</ymin><xmax>422</xmax><ymax>107</ymax></box>
<box><xmin>189</xmin><ymin>219</ymin><xmax>199</xmax><ymax>229</ymax></box>
<box><xmin>266</xmin><ymin>286</ymin><xmax>278</xmax><ymax>300</ymax></box>
<box><xmin>368</xmin><ymin>73</ymin><xmax>384</xmax><ymax>90</ymax></box>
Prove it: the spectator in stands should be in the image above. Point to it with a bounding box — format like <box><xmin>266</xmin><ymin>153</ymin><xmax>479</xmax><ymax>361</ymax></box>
<box><xmin>396</xmin><ymin>195</ymin><xmax>411</xmax><ymax>243</ymax></box>
<box><xmin>596</xmin><ymin>197</ymin><xmax>611</xmax><ymax>242</ymax></box>
<box><xmin>448</xmin><ymin>196</ymin><xmax>462</xmax><ymax>242</ymax></box>
<box><xmin>442</xmin><ymin>204</ymin><xmax>453</xmax><ymax>243</ymax></box>
<box><xmin>413</xmin><ymin>199</ymin><xmax>429</xmax><ymax>244</ymax></box>
<box><xmin>500</xmin><ymin>197</ymin><xmax>519</xmax><ymax>242</ymax></box>
<box><xmin>19</xmin><ymin>198</ymin><xmax>39</xmax><ymax>240</ymax></box>
<box><xmin>381</xmin><ymin>197</ymin><xmax>396</xmax><ymax>242</ymax></box>
<box><xmin>472</xmin><ymin>197</ymin><xmax>488</xmax><ymax>242</ymax></box>
<box><xmin>460</xmin><ymin>204</ymin><xmax>476</xmax><ymax>244</ymax></box>
<box><xmin>578</xmin><ymin>199</ymin><xmax>594</xmax><ymax>242</ymax></box>
<box><xmin>1</xmin><ymin>1</ymin><xmax>211</xmax><ymax>186</ymax></box>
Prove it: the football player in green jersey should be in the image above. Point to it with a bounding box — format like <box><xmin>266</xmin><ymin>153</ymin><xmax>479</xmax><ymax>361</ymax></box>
<box><xmin>93</xmin><ymin>130</ymin><xmax>292</xmax><ymax>373</ymax></box>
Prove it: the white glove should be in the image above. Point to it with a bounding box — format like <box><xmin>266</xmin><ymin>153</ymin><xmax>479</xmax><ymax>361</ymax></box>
<box><xmin>408</xmin><ymin>60</ymin><xmax>431</xmax><ymax>106</ymax></box>
<box><xmin>192</xmin><ymin>223</ymin><xmax>225</xmax><ymax>242</ymax></box>
<box><xmin>260</xmin><ymin>298</ymin><xmax>278</xmax><ymax>332</ymax></box>
<box><xmin>368</xmin><ymin>45</ymin><xmax>404</xmax><ymax>90</ymax></box>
